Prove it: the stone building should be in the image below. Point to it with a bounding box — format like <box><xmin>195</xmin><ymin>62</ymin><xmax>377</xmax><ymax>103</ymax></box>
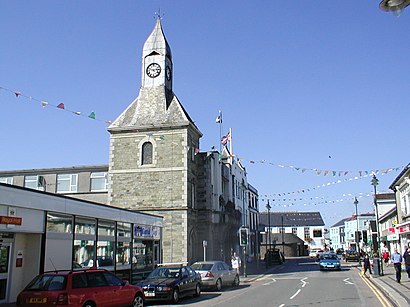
<box><xmin>0</xmin><ymin>18</ymin><xmax>259</xmax><ymax>265</ymax></box>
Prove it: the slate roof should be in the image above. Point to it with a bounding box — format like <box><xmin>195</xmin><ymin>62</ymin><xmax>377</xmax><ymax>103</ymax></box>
<box><xmin>330</xmin><ymin>217</ymin><xmax>351</xmax><ymax>228</ymax></box>
<box><xmin>259</xmin><ymin>212</ymin><xmax>325</xmax><ymax>227</ymax></box>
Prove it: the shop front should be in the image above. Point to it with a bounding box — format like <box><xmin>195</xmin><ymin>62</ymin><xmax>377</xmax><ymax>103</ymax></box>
<box><xmin>397</xmin><ymin>221</ymin><xmax>410</xmax><ymax>252</ymax></box>
<box><xmin>0</xmin><ymin>183</ymin><xmax>162</xmax><ymax>304</ymax></box>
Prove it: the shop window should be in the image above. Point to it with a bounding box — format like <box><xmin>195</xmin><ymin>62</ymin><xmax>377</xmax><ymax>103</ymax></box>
<box><xmin>117</xmin><ymin>222</ymin><xmax>131</xmax><ymax>238</ymax></box>
<box><xmin>57</xmin><ymin>174</ymin><xmax>78</xmax><ymax>193</ymax></box>
<box><xmin>47</xmin><ymin>212</ymin><xmax>73</xmax><ymax>233</ymax></box>
<box><xmin>132</xmin><ymin>240</ymin><xmax>154</xmax><ymax>272</ymax></box>
<box><xmin>74</xmin><ymin>240</ymin><xmax>95</xmax><ymax>267</ymax></box>
<box><xmin>98</xmin><ymin>220</ymin><xmax>115</xmax><ymax>237</ymax></box>
<box><xmin>75</xmin><ymin>217</ymin><xmax>96</xmax><ymax>235</ymax></box>
<box><xmin>96</xmin><ymin>240</ymin><xmax>114</xmax><ymax>268</ymax></box>
<box><xmin>141</xmin><ymin>142</ymin><xmax>153</xmax><ymax>165</ymax></box>
<box><xmin>90</xmin><ymin>172</ymin><xmax>108</xmax><ymax>191</ymax></box>
<box><xmin>116</xmin><ymin>241</ymin><xmax>131</xmax><ymax>268</ymax></box>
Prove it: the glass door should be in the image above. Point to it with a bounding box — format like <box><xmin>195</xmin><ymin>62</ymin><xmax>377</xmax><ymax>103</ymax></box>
<box><xmin>0</xmin><ymin>243</ymin><xmax>11</xmax><ymax>303</ymax></box>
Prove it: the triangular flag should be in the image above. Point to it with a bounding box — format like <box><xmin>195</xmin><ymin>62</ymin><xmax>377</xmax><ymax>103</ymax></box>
<box><xmin>41</xmin><ymin>101</ymin><xmax>48</xmax><ymax>107</ymax></box>
<box><xmin>88</xmin><ymin>112</ymin><xmax>96</xmax><ymax>119</ymax></box>
<box><xmin>57</xmin><ymin>103</ymin><xmax>65</xmax><ymax>109</ymax></box>
<box><xmin>74</xmin><ymin>111</ymin><xmax>81</xmax><ymax>115</ymax></box>
<box><xmin>14</xmin><ymin>92</ymin><xmax>21</xmax><ymax>97</ymax></box>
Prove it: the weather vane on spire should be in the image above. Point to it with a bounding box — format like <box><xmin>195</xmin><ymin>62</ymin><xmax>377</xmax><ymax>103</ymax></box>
<box><xmin>154</xmin><ymin>9</ymin><xmax>164</xmax><ymax>20</ymax></box>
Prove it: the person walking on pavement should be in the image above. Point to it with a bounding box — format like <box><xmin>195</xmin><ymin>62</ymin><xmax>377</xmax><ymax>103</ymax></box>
<box><xmin>391</xmin><ymin>248</ymin><xmax>403</xmax><ymax>283</ymax></box>
<box><xmin>362</xmin><ymin>254</ymin><xmax>372</xmax><ymax>277</ymax></box>
<box><xmin>403</xmin><ymin>247</ymin><xmax>410</xmax><ymax>279</ymax></box>
<box><xmin>231</xmin><ymin>252</ymin><xmax>241</xmax><ymax>274</ymax></box>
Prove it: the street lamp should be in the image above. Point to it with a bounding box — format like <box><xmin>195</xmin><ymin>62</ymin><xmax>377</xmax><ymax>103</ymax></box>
<box><xmin>266</xmin><ymin>201</ymin><xmax>271</xmax><ymax>252</ymax></box>
<box><xmin>354</xmin><ymin>197</ymin><xmax>360</xmax><ymax>254</ymax></box>
<box><xmin>379</xmin><ymin>0</ymin><xmax>410</xmax><ymax>12</ymax></box>
<box><xmin>371</xmin><ymin>174</ymin><xmax>384</xmax><ymax>276</ymax></box>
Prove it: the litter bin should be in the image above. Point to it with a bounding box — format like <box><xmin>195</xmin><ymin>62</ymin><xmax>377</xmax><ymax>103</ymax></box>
<box><xmin>372</xmin><ymin>257</ymin><xmax>381</xmax><ymax>275</ymax></box>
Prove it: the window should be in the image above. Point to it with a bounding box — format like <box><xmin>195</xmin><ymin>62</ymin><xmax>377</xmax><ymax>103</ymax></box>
<box><xmin>141</xmin><ymin>142</ymin><xmax>153</xmax><ymax>165</ymax></box>
<box><xmin>0</xmin><ymin>177</ymin><xmax>13</xmax><ymax>185</ymax></box>
<box><xmin>46</xmin><ymin>212</ymin><xmax>73</xmax><ymax>233</ymax></box>
<box><xmin>90</xmin><ymin>172</ymin><xmax>107</xmax><ymax>191</ymax></box>
<box><xmin>57</xmin><ymin>174</ymin><xmax>78</xmax><ymax>192</ymax></box>
<box><xmin>24</xmin><ymin>175</ymin><xmax>45</xmax><ymax>191</ymax></box>
<box><xmin>313</xmin><ymin>229</ymin><xmax>322</xmax><ymax>238</ymax></box>
<box><xmin>292</xmin><ymin>227</ymin><xmax>297</xmax><ymax>235</ymax></box>
<box><xmin>304</xmin><ymin>227</ymin><xmax>310</xmax><ymax>240</ymax></box>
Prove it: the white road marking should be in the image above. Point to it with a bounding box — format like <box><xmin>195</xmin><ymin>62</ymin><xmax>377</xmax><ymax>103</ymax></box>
<box><xmin>290</xmin><ymin>289</ymin><xmax>301</xmax><ymax>300</ymax></box>
<box><xmin>343</xmin><ymin>278</ymin><xmax>354</xmax><ymax>285</ymax></box>
<box><xmin>300</xmin><ymin>277</ymin><xmax>308</xmax><ymax>288</ymax></box>
<box><xmin>278</xmin><ymin>304</ymin><xmax>285</xmax><ymax>307</ymax></box>
<box><xmin>262</xmin><ymin>278</ymin><xmax>277</xmax><ymax>286</ymax></box>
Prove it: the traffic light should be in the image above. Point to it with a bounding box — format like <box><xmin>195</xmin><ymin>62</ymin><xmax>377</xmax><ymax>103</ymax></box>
<box><xmin>362</xmin><ymin>231</ymin><xmax>368</xmax><ymax>244</ymax></box>
<box><xmin>239</xmin><ymin>228</ymin><xmax>248</xmax><ymax>246</ymax></box>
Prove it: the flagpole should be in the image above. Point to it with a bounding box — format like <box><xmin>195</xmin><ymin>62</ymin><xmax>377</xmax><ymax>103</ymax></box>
<box><xmin>229</xmin><ymin>127</ymin><xmax>233</xmax><ymax>164</ymax></box>
<box><xmin>218</xmin><ymin>110</ymin><xmax>222</xmax><ymax>153</ymax></box>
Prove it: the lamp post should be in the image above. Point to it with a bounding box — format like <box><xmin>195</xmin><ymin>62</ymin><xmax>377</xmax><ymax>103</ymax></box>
<box><xmin>266</xmin><ymin>201</ymin><xmax>271</xmax><ymax>252</ymax></box>
<box><xmin>379</xmin><ymin>0</ymin><xmax>410</xmax><ymax>12</ymax></box>
<box><xmin>281</xmin><ymin>215</ymin><xmax>285</xmax><ymax>254</ymax></box>
<box><xmin>354</xmin><ymin>197</ymin><xmax>359</xmax><ymax>254</ymax></box>
<box><xmin>371</xmin><ymin>174</ymin><xmax>384</xmax><ymax>276</ymax></box>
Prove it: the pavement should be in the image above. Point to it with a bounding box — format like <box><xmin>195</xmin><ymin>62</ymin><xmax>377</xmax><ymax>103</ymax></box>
<box><xmin>355</xmin><ymin>262</ymin><xmax>410</xmax><ymax>307</ymax></box>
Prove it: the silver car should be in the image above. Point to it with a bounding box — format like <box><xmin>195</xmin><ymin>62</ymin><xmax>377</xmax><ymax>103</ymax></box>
<box><xmin>191</xmin><ymin>261</ymin><xmax>239</xmax><ymax>291</ymax></box>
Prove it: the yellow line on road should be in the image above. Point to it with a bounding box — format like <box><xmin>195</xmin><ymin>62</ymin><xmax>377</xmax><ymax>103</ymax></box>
<box><xmin>359</xmin><ymin>272</ymin><xmax>391</xmax><ymax>307</ymax></box>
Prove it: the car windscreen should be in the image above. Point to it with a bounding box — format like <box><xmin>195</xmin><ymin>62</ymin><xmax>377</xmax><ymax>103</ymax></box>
<box><xmin>191</xmin><ymin>263</ymin><xmax>213</xmax><ymax>271</ymax></box>
<box><xmin>322</xmin><ymin>254</ymin><xmax>338</xmax><ymax>260</ymax></box>
<box><xmin>25</xmin><ymin>274</ymin><xmax>66</xmax><ymax>291</ymax></box>
<box><xmin>148</xmin><ymin>267</ymin><xmax>181</xmax><ymax>278</ymax></box>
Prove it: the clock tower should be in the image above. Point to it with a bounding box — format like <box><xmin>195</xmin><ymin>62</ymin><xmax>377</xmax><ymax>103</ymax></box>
<box><xmin>141</xmin><ymin>18</ymin><xmax>173</xmax><ymax>108</ymax></box>
<box><xmin>107</xmin><ymin>18</ymin><xmax>203</xmax><ymax>264</ymax></box>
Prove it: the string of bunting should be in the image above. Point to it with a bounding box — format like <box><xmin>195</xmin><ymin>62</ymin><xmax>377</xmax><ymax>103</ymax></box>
<box><xmin>259</xmin><ymin>193</ymin><xmax>373</xmax><ymax>208</ymax></box>
<box><xmin>238</xmin><ymin>157</ymin><xmax>403</xmax><ymax>179</ymax></box>
<box><xmin>0</xmin><ymin>86</ymin><xmax>113</xmax><ymax>125</ymax></box>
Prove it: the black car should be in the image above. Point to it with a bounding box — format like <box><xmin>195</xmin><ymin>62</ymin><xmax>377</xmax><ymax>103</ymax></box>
<box><xmin>265</xmin><ymin>249</ymin><xmax>285</xmax><ymax>265</ymax></box>
<box><xmin>138</xmin><ymin>264</ymin><xmax>201</xmax><ymax>303</ymax></box>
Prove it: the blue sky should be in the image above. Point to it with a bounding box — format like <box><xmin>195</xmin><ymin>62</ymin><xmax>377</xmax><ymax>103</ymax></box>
<box><xmin>1</xmin><ymin>1</ymin><xmax>409</xmax><ymax>228</ymax></box>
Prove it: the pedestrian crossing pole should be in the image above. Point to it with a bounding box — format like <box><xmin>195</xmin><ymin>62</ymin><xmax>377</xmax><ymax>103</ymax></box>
<box><xmin>243</xmin><ymin>246</ymin><xmax>247</xmax><ymax>277</ymax></box>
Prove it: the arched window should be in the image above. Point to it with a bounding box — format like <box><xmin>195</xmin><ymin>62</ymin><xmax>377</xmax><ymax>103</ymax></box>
<box><xmin>141</xmin><ymin>142</ymin><xmax>153</xmax><ymax>165</ymax></box>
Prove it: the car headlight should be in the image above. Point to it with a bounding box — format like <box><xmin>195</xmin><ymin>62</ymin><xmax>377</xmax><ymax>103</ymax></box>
<box><xmin>156</xmin><ymin>286</ymin><xmax>171</xmax><ymax>292</ymax></box>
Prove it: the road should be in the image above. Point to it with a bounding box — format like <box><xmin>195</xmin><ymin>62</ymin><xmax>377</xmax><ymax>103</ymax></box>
<box><xmin>146</xmin><ymin>257</ymin><xmax>388</xmax><ymax>307</ymax></box>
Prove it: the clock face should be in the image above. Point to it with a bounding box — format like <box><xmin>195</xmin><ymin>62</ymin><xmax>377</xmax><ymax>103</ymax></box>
<box><xmin>146</xmin><ymin>63</ymin><xmax>161</xmax><ymax>78</ymax></box>
<box><xmin>166</xmin><ymin>66</ymin><xmax>172</xmax><ymax>81</ymax></box>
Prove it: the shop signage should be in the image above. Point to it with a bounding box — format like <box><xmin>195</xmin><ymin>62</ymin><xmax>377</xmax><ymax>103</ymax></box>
<box><xmin>134</xmin><ymin>225</ymin><xmax>160</xmax><ymax>239</ymax></box>
<box><xmin>387</xmin><ymin>234</ymin><xmax>399</xmax><ymax>241</ymax></box>
<box><xmin>0</xmin><ymin>216</ymin><xmax>22</xmax><ymax>225</ymax></box>
<box><xmin>398</xmin><ymin>224</ymin><xmax>410</xmax><ymax>234</ymax></box>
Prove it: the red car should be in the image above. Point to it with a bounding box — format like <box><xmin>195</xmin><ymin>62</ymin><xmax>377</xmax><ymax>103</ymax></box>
<box><xmin>16</xmin><ymin>268</ymin><xmax>144</xmax><ymax>307</ymax></box>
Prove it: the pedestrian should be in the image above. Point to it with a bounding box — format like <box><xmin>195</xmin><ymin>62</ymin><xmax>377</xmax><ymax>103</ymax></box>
<box><xmin>391</xmin><ymin>248</ymin><xmax>403</xmax><ymax>283</ymax></box>
<box><xmin>382</xmin><ymin>250</ymin><xmax>390</xmax><ymax>267</ymax></box>
<box><xmin>403</xmin><ymin>247</ymin><xmax>410</xmax><ymax>279</ymax></box>
<box><xmin>231</xmin><ymin>252</ymin><xmax>241</xmax><ymax>274</ymax></box>
<box><xmin>362</xmin><ymin>254</ymin><xmax>372</xmax><ymax>277</ymax></box>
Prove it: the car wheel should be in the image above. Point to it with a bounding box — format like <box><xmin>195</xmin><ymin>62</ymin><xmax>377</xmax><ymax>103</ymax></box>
<box><xmin>132</xmin><ymin>294</ymin><xmax>144</xmax><ymax>307</ymax></box>
<box><xmin>83</xmin><ymin>302</ymin><xmax>95</xmax><ymax>307</ymax></box>
<box><xmin>194</xmin><ymin>283</ymin><xmax>201</xmax><ymax>297</ymax></box>
<box><xmin>232</xmin><ymin>274</ymin><xmax>240</xmax><ymax>286</ymax></box>
<box><xmin>172</xmin><ymin>288</ymin><xmax>179</xmax><ymax>304</ymax></box>
<box><xmin>215</xmin><ymin>278</ymin><xmax>222</xmax><ymax>291</ymax></box>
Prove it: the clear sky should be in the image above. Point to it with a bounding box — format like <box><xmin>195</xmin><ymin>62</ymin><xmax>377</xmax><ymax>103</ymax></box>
<box><xmin>1</xmin><ymin>1</ymin><xmax>409</xmax><ymax>228</ymax></box>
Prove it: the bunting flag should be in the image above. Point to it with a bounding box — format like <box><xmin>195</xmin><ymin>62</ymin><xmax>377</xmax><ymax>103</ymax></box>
<box><xmin>221</xmin><ymin>131</ymin><xmax>231</xmax><ymax>145</ymax></box>
<box><xmin>215</xmin><ymin>110</ymin><xmax>222</xmax><ymax>123</ymax></box>
<box><xmin>1</xmin><ymin>85</ymin><xmax>112</xmax><ymax>125</ymax></box>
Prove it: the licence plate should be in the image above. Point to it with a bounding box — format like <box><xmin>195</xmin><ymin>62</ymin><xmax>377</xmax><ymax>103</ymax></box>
<box><xmin>144</xmin><ymin>292</ymin><xmax>155</xmax><ymax>297</ymax></box>
<box><xmin>327</xmin><ymin>265</ymin><xmax>334</xmax><ymax>268</ymax></box>
<box><xmin>28</xmin><ymin>298</ymin><xmax>47</xmax><ymax>303</ymax></box>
